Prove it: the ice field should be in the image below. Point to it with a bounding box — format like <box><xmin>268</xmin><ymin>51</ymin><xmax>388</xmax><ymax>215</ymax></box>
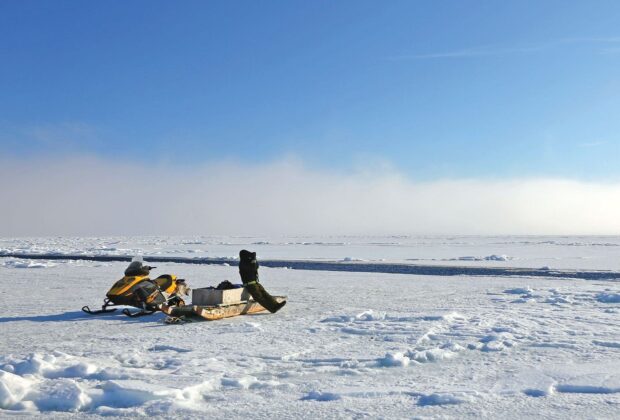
<box><xmin>1</xmin><ymin>236</ymin><xmax>620</xmax><ymax>418</ymax></box>
<box><xmin>4</xmin><ymin>235</ymin><xmax>620</xmax><ymax>269</ymax></box>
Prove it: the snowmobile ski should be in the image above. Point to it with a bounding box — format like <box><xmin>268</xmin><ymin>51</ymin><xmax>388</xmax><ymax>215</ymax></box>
<box><xmin>81</xmin><ymin>305</ymin><xmax>118</xmax><ymax>315</ymax></box>
<box><xmin>81</xmin><ymin>298</ymin><xmax>118</xmax><ymax>315</ymax></box>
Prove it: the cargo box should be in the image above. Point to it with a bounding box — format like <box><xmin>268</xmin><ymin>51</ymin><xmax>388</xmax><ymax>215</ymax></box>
<box><xmin>192</xmin><ymin>286</ymin><xmax>251</xmax><ymax>306</ymax></box>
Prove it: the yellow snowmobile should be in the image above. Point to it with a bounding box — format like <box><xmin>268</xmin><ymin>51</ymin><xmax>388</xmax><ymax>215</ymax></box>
<box><xmin>82</xmin><ymin>259</ymin><xmax>190</xmax><ymax>317</ymax></box>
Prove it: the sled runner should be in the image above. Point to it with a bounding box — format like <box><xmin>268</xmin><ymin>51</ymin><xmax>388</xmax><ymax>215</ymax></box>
<box><xmin>161</xmin><ymin>296</ymin><xmax>286</xmax><ymax>322</ymax></box>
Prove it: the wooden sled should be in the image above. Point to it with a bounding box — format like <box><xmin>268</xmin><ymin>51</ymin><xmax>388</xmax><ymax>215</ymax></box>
<box><xmin>160</xmin><ymin>296</ymin><xmax>286</xmax><ymax>321</ymax></box>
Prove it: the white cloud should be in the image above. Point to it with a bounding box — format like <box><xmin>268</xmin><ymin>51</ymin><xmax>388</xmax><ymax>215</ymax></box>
<box><xmin>2</xmin><ymin>156</ymin><xmax>620</xmax><ymax>236</ymax></box>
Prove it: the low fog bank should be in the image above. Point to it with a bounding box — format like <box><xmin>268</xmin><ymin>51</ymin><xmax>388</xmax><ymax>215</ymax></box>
<box><xmin>2</xmin><ymin>156</ymin><xmax>620</xmax><ymax>236</ymax></box>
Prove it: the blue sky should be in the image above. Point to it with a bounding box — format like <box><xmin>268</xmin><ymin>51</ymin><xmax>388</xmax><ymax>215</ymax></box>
<box><xmin>2</xmin><ymin>0</ymin><xmax>620</xmax><ymax>180</ymax></box>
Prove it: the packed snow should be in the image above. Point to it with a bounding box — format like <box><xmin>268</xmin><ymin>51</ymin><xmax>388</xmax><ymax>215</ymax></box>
<box><xmin>1</xmin><ymin>236</ymin><xmax>620</xmax><ymax>418</ymax></box>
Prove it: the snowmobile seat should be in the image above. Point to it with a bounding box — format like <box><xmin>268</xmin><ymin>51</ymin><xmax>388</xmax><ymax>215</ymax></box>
<box><xmin>153</xmin><ymin>274</ymin><xmax>176</xmax><ymax>293</ymax></box>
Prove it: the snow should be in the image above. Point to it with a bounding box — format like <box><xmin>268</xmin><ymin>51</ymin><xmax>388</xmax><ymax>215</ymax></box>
<box><xmin>453</xmin><ymin>254</ymin><xmax>511</xmax><ymax>262</ymax></box>
<box><xmin>596</xmin><ymin>291</ymin><xmax>620</xmax><ymax>303</ymax></box>
<box><xmin>1</xmin><ymin>259</ymin><xmax>56</xmax><ymax>269</ymax></box>
<box><xmin>377</xmin><ymin>352</ymin><xmax>412</xmax><ymax>367</ymax></box>
<box><xmin>1</xmin><ymin>236</ymin><xmax>620</xmax><ymax>418</ymax></box>
<box><xmin>504</xmin><ymin>286</ymin><xmax>533</xmax><ymax>295</ymax></box>
<box><xmin>301</xmin><ymin>390</ymin><xmax>342</xmax><ymax>401</ymax></box>
<box><xmin>417</xmin><ymin>392</ymin><xmax>472</xmax><ymax>406</ymax></box>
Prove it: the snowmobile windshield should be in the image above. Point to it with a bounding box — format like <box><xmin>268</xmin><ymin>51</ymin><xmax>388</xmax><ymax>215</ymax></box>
<box><xmin>124</xmin><ymin>261</ymin><xmax>151</xmax><ymax>277</ymax></box>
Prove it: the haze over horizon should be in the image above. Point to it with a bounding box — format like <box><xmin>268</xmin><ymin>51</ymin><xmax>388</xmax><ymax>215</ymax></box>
<box><xmin>2</xmin><ymin>1</ymin><xmax>620</xmax><ymax>236</ymax></box>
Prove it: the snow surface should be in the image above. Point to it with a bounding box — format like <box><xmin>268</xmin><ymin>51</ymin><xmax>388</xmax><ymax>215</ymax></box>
<box><xmin>1</xmin><ymin>236</ymin><xmax>620</xmax><ymax>418</ymax></box>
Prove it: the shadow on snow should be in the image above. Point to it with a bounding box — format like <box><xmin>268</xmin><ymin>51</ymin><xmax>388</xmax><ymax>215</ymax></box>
<box><xmin>0</xmin><ymin>310</ymin><xmax>165</xmax><ymax>324</ymax></box>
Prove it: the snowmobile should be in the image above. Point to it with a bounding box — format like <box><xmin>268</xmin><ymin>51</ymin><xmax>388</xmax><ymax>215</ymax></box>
<box><xmin>82</xmin><ymin>258</ymin><xmax>190</xmax><ymax>317</ymax></box>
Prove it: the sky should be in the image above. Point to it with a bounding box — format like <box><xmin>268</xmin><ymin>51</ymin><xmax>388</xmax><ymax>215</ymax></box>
<box><xmin>2</xmin><ymin>1</ymin><xmax>620</xmax><ymax>236</ymax></box>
